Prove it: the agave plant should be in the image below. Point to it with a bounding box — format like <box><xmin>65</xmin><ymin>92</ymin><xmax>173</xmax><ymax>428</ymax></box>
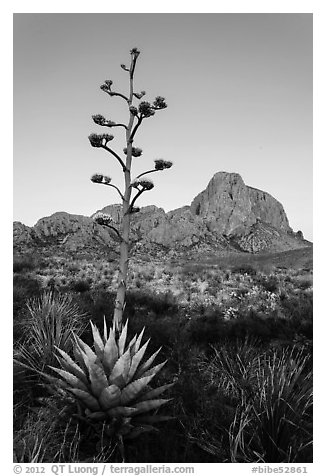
<box><xmin>47</xmin><ymin>318</ymin><xmax>173</xmax><ymax>453</ymax></box>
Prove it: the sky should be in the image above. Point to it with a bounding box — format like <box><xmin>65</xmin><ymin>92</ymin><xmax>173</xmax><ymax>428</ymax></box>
<box><xmin>13</xmin><ymin>13</ymin><xmax>313</xmax><ymax>240</ymax></box>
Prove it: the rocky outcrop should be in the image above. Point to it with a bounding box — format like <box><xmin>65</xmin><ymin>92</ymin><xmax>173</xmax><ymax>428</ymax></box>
<box><xmin>190</xmin><ymin>172</ymin><xmax>292</xmax><ymax>236</ymax></box>
<box><xmin>13</xmin><ymin>172</ymin><xmax>311</xmax><ymax>255</ymax></box>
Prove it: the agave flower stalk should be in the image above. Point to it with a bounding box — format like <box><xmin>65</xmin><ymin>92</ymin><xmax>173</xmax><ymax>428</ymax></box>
<box><xmin>47</xmin><ymin>319</ymin><xmax>173</xmax><ymax>447</ymax></box>
<box><xmin>89</xmin><ymin>48</ymin><xmax>173</xmax><ymax>331</ymax></box>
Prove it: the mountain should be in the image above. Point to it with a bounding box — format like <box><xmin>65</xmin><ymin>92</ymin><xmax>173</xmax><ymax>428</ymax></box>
<box><xmin>13</xmin><ymin>172</ymin><xmax>311</xmax><ymax>258</ymax></box>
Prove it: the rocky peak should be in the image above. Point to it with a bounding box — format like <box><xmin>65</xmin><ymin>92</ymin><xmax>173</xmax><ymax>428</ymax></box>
<box><xmin>190</xmin><ymin>171</ymin><xmax>292</xmax><ymax>236</ymax></box>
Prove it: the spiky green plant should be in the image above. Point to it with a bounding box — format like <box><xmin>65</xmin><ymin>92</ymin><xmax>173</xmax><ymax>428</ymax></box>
<box><xmin>47</xmin><ymin>318</ymin><xmax>173</xmax><ymax>456</ymax></box>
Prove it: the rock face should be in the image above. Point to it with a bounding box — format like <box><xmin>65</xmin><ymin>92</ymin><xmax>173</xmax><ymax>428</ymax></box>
<box><xmin>190</xmin><ymin>172</ymin><xmax>291</xmax><ymax>235</ymax></box>
<box><xmin>13</xmin><ymin>172</ymin><xmax>311</xmax><ymax>255</ymax></box>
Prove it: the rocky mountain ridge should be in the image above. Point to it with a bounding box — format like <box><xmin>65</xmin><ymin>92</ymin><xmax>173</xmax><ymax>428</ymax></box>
<box><xmin>13</xmin><ymin>172</ymin><xmax>311</xmax><ymax>257</ymax></box>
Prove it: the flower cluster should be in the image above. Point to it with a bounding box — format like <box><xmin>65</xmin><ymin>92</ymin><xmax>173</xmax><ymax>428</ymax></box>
<box><xmin>154</xmin><ymin>159</ymin><xmax>173</xmax><ymax>170</ymax></box>
<box><xmin>153</xmin><ymin>96</ymin><xmax>167</xmax><ymax>110</ymax></box>
<box><xmin>88</xmin><ymin>133</ymin><xmax>114</xmax><ymax>148</ymax></box>
<box><xmin>132</xmin><ymin>179</ymin><xmax>154</xmax><ymax>191</ymax></box>
<box><xmin>91</xmin><ymin>173</ymin><xmax>104</xmax><ymax>183</ymax></box>
<box><xmin>93</xmin><ymin>212</ymin><xmax>113</xmax><ymax>226</ymax></box>
<box><xmin>100</xmin><ymin>79</ymin><xmax>113</xmax><ymax>92</ymax></box>
<box><xmin>123</xmin><ymin>147</ymin><xmax>143</xmax><ymax>157</ymax></box>
<box><xmin>138</xmin><ymin>101</ymin><xmax>155</xmax><ymax>118</ymax></box>
<box><xmin>92</xmin><ymin>115</ymin><xmax>117</xmax><ymax>128</ymax></box>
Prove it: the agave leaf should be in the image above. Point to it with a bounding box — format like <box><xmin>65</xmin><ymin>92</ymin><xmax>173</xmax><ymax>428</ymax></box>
<box><xmin>98</xmin><ymin>384</ymin><xmax>121</xmax><ymax>410</ymax></box>
<box><xmin>118</xmin><ymin>319</ymin><xmax>129</xmax><ymax>356</ymax></box>
<box><xmin>140</xmin><ymin>360</ymin><xmax>168</xmax><ymax>379</ymax></box>
<box><xmin>54</xmin><ymin>347</ymin><xmax>88</xmax><ymax>386</ymax></box>
<box><xmin>103</xmin><ymin>316</ymin><xmax>108</xmax><ymax>344</ymax></box>
<box><xmin>132</xmin><ymin>415</ymin><xmax>175</xmax><ymax>424</ymax></box>
<box><xmin>135</xmin><ymin>347</ymin><xmax>162</xmax><ymax>379</ymax></box>
<box><xmin>138</xmin><ymin>383</ymin><xmax>175</xmax><ymax>401</ymax></box>
<box><xmin>75</xmin><ymin>335</ymin><xmax>97</xmax><ymax>368</ymax></box>
<box><xmin>133</xmin><ymin>398</ymin><xmax>172</xmax><ymax>415</ymax></box>
<box><xmin>88</xmin><ymin>361</ymin><xmax>109</xmax><ymax>397</ymax></box>
<box><xmin>127</xmin><ymin>334</ymin><xmax>137</xmax><ymax>357</ymax></box>
<box><xmin>48</xmin><ymin>366</ymin><xmax>88</xmax><ymax>392</ymax></box>
<box><xmin>107</xmin><ymin>406</ymin><xmax>138</xmax><ymax>417</ymax></box>
<box><xmin>124</xmin><ymin>424</ymin><xmax>158</xmax><ymax>439</ymax></box>
<box><xmin>103</xmin><ymin>327</ymin><xmax>119</xmax><ymax>373</ymax></box>
<box><xmin>127</xmin><ymin>339</ymin><xmax>150</xmax><ymax>382</ymax></box>
<box><xmin>90</xmin><ymin>321</ymin><xmax>104</xmax><ymax>358</ymax></box>
<box><xmin>68</xmin><ymin>388</ymin><xmax>101</xmax><ymax>412</ymax></box>
<box><xmin>121</xmin><ymin>374</ymin><xmax>155</xmax><ymax>405</ymax></box>
<box><xmin>86</xmin><ymin>411</ymin><xmax>107</xmax><ymax>421</ymax></box>
<box><xmin>134</xmin><ymin>327</ymin><xmax>145</xmax><ymax>354</ymax></box>
<box><xmin>109</xmin><ymin>348</ymin><xmax>131</xmax><ymax>386</ymax></box>
<box><xmin>72</xmin><ymin>341</ymin><xmax>89</xmax><ymax>374</ymax></box>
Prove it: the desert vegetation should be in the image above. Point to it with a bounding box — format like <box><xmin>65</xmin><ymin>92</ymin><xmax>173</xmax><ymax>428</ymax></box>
<box><xmin>13</xmin><ymin>250</ymin><xmax>312</xmax><ymax>463</ymax></box>
<box><xmin>13</xmin><ymin>46</ymin><xmax>312</xmax><ymax>464</ymax></box>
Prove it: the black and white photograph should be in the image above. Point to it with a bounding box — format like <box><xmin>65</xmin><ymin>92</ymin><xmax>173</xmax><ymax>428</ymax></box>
<box><xmin>12</xmin><ymin>10</ymin><xmax>314</xmax><ymax>468</ymax></box>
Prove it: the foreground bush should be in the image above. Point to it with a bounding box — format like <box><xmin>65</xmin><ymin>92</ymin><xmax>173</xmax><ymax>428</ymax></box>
<box><xmin>203</xmin><ymin>343</ymin><xmax>312</xmax><ymax>462</ymax></box>
<box><xmin>15</xmin><ymin>291</ymin><xmax>87</xmax><ymax>375</ymax></box>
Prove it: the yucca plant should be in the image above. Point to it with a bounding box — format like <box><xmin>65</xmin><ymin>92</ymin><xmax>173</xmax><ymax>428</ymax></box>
<box><xmin>46</xmin><ymin>318</ymin><xmax>173</xmax><ymax>459</ymax></box>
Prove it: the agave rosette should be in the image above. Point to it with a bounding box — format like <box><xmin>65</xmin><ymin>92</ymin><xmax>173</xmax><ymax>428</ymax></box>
<box><xmin>48</xmin><ymin>319</ymin><xmax>173</xmax><ymax>439</ymax></box>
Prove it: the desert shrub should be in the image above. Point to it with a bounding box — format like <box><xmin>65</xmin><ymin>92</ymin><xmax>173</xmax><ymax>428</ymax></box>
<box><xmin>185</xmin><ymin>309</ymin><xmax>227</xmax><ymax>345</ymax></box>
<box><xmin>15</xmin><ymin>291</ymin><xmax>87</xmax><ymax>375</ymax></box>
<box><xmin>259</xmin><ymin>275</ymin><xmax>279</xmax><ymax>293</ymax></box>
<box><xmin>204</xmin><ymin>344</ymin><xmax>312</xmax><ymax>462</ymax></box>
<box><xmin>280</xmin><ymin>292</ymin><xmax>313</xmax><ymax>322</ymax></box>
<box><xmin>13</xmin><ymin>255</ymin><xmax>37</xmax><ymax>273</ymax></box>
<box><xmin>231</xmin><ymin>263</ymin><xmax>257</xmax><ymax>276</ymax></box>
<box><xmin>125</xmin><ymin>290</ymin><xmax>178</xmax><ymax>318</ymax></box>
<box><xmin>71</xmin><ymin>279</ymin><xmax>91</xmax><ymax>293</ymax></box>
<box><xmin>13</xmin><ymin>275</ymin><xmax>43</xmax><ymax>336</ymax></box>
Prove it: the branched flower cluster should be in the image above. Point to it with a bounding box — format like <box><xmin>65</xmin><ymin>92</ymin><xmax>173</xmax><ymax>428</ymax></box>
<box><xmin>88</xmin><ymin>133</ymin><xmax>114</xmax><ymax>148</ymax></box>
<box><xmin>92</xmin><ymin>115</ymin><xmax>117</xmax><ymax>128</ymax></box>
<box><xmin>123</xmin><ymin>147</ymin><xmax>143</xmax><ymax>157</ymax></box>
<box><xmin>152</xmin><ymin>96</ymin><xmax>167</xmax><ymax>110</ymax></box>
<box><xmin>132</xmin><ymin>179</ymin><xmax>154</xmax><ymax>191</ymax></box>
<box><xmin>154</xmin><ymin>159</ymin><xmax>173</xmax><ymax>170</ymax></box>
<box><xmin>100</xmin><ymin>79</ymin><xmax>113</xmax><ymax>93</ymax></box>
<box><xmin>93</xmin><ymin>212</ymin><xmax>113</xmax><ymax>226</ymax></box>
<box><xmin>91</xmin><ymin>173</ymin><xmax>104</xmax><ymax>183</ymax></box>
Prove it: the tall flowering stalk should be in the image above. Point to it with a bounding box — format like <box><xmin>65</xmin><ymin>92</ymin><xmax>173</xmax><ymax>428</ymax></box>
<box><xmin>89</xmin><ymin>48</ymin><xmax>172</xmax><ymax>331</ymax></box>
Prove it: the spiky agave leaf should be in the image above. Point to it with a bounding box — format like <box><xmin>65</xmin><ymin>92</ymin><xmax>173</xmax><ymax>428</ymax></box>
<box><xmin>134</xmin><ymin>348</ymin><xmax>163</xmax><ymax>379</ymax></box>
<box><xmin>90</xmin><ymin>321</ymin><xmax>105</xmax><ymax>359</ymax></box>
<box><xmin>103</xmin><ymin>327</ymin><xmax>119</xmax><ymax>373</ymax></box>
<box><xmin>68</xmin><ymin>388</ymin><xmax>101</xmax><ymax>412</ymax></box>
<box><xmin>133</xmin><ymin>399</ymin><xmax>172</xmax><ymax>415</ymax></box>
<box><xmin>120</xmin><ymin>374</ymin><xmax>155</xmax><ymax>405</ymax></box>
<box><xmin>109</xmin><ymin>348</ymin><xmax>131</xmax><ymax>386</ymax></box>
<box><xmin>138</xmin><ymin>383</ymin><xmax>175</xmax><ymax>401</ymax></box>
<box><xmin>107</xmin><ymin>406</ymin><xmax>138</xmax><ymax>417</ymax></box>
<box><xmin>48</xmin><ymin>366</ymin><xmax>89</xmax><ymax>392</ymax></box>
<box><xmin>98</xmin><ymin>384</ymin><xmax>121</xmax><ymax>410</ymax></box>
<box><xmin>141</xmin><ymin>360</ymin><xmax>168</xmax><ymax>379</ymax></box>
<box><xmin>103</xmin><ymin>316</ymin><xmax>108</xmax><ymax>344</ymax></box>
<box><xmin>127</xmin><ymin>339</ymin><xmax>150</xmax><ymax>382</ymax></box>
<box><xmin>118</xmin><ymin>319</ymin><xmax>129</xmax><ymax>356</ymax></box>
<box><xmin>74</xmin><ymin>335</ymin><xmax>98</xmax><ymax>368</ymax></box>
<box><xmin>54</xmin><ymin>346</ymin><xmax>89</xmax><ymax>386</ymax></box>
<box><xmin>88</xmin><ymin>361</ymin><xmax>109</xmax><ymax>397</ymax></box>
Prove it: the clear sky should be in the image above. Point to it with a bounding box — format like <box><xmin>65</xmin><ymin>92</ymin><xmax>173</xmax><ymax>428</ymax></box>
<box><xmin>13</xmin><ymin>13</ymin><xmax>312</xmax><ymax>240</ymax></box>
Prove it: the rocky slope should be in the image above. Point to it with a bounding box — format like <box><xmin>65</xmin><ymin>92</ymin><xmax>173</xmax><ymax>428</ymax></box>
<box><xmin>13</xmin><ymin>172</ymin><xmax>311</xmax><ymax>256</ymax></box>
